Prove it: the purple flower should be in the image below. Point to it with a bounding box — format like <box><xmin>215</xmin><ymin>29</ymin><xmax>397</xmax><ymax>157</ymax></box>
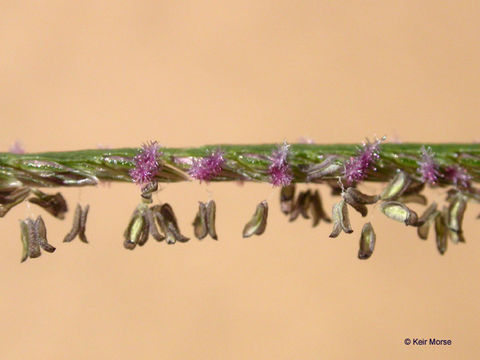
<box><xmin>269</xmin><ymin>142</ymin><xmax>293</xmax><ymax>187</ymax></box>
<box><xmin>9</xmin><ymin>140</ymin><xmax>25</xmax><ymax>154</ymax></box>
<box><xmin>189</xmin><ymin>149</ymin><xmax>225</xmax><ymax>182</ymax></box>
<box><xmin>343</xmin><ymin>139</ymin><xmax>382</xmax><ymax>185</ymax></box>
<box><xmin>444</xmin><ymin>165</ymin><xmax>472</xmax><ymax>188</ymax></box>
<box><xmin>418</xmin><ymin>146</ymin><xmax>440</xmax><ymax>184</ymax></box>
<box><xmin>129</xmin><ymin>141</ymin><xmax>162</xmax><ymax>185</ymax></box>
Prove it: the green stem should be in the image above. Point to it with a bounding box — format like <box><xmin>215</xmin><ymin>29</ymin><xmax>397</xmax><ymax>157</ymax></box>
<box><xmin>0</xmin><ymin>143</ymin><xmax>479</xmax><ymax>189</ymax></box>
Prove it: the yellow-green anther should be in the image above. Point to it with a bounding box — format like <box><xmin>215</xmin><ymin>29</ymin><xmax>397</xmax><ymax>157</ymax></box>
<box><xmin>358</xmin><ymin>222</ymin><xmax>376</xmax><ymax>260</ymax></box>
<box><xmin>243</xmin><ymin>201</ymin><xmax>268</xmax><ymax>238</ymax></box>
<box><xmin>380</xmin><ymin>201</ymin><xmax>418</xmax><ymax>226</ymax></box>
<box><xmin>398</xmin><ymin>193</ymin><xmax>427</xmax><ymax>205</ymax></box>
<box><xmin>434</xmin><ymin>211</ymin><xmax>448</xmax><ymax>255</ymax></box>
<box><xmin>206</xmin><ymin>200</ymin><xmax>218</xmax><ymax>240</ymax></box>
<box><xmin>123</xmin><ymin>210</ymin><xmax>146</xmax><ymax>250</ymax></box>
<box><xmin>280</xmin><ymin>185</ymin><xmax>296</xmax><ymax>215</ymax></box>
<box><xmin>19</xmin><ymin>220</ymin><xmax>30</xmax><ymax>262</ymax></box>
<box><xmin>447</xmin><ymin>194</ymin><xmax>467</xmax><ymax>233</ymax></box>
<box><xmin>380</xmin><ymin>171</ymin><xmax>410</xmax><ymax>200</ymax></box>
<box><xmin>193</xmin><ymin>202</ymin><xmax>208</xmax><ymax>239</ymax></box>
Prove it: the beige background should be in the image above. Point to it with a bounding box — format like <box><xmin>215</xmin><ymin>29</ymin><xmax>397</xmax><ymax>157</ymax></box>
<box><xmin>0</xmin><ymin>1</ymin><xmax>479</xmax><ymax>359</ymax></box>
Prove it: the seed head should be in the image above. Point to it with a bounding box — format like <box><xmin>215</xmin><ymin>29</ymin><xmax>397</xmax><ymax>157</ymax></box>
<box><xmin>269</xmin><ymin>142</ymin><xmax>293</xmax><ymax>187</ymax></box>
<box><xmin>189</xmin><ymin>149</ymin><xmax>225</xmax><ymax>182</ymax></box>
<box><xmin>129</xmin><ymin>141</ymin><xmax>162</xmax><ymax>185</ymax></box>
<box><xmin>444</xmin><ymin>165</ymin><xmax>472</xmax><ymax>188</ymax></box>
<box><xmin>343</xmin><ymin>138</ymin><xmax>382</xmax><ymax>185</ymax></box>
<box><xmin>418</xmin><ymin>146</ymin><xmax>440</xmax><ymax>184</ymax></box>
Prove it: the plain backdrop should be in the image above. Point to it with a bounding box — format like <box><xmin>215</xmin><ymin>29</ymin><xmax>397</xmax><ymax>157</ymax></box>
<box><xmin>0</xmin><ymin>1</ymin><xmax>479</xmax><ymax>359</ymax></box>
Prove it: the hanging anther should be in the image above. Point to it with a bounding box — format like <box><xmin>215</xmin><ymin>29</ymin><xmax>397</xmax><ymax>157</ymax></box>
<box><xmin>63</xmin><ymin>204</ymin><xmax>90</xmax><ymax>243</ymax></box>
<box><xmin>329</xmin><ymin>199</ymin><xmax>353</xmax><ymax>238</ymax></box>
<box><xmin>152</xmin><ymin>203</ymin><xmax>189</xmax><ymax>244</ymax></box>
<box><xmin>447</xmin><ymin>193</ymin><xmax>467</xmax><ymax>233</ymax></box>
<box><xmin>342</xmin><ymin>187</ymin><xmax>378</xmax><ymax>217</ymax></box>
<box><xmin>19</xmin><ymin>215</ymin><xmax>56</xmax><ymax>262</ymax></box>
<box><xmin>380</xmin><ymin>171</ymin><xmax>411</xmax><ymax>200</ymax></box>
<box><xmin>0</xmin><ymin>187</ymin><xmax>31</xmax><ymax>217</ymax></box>
<box><xmin>434</xmin><ymin>208</ymin><xmax>448</xmax><ymax>255</ymax></box>
<box><xmin>193</xmin><ymin>200</ymin><xmax>218</xmax><ymax>240</ymax></box>
<box><xmin>28</xmin><ymin>189</ymin><xmax>68</xmax><ymax>219</ymax></box>
<box><xmin>123</xmin><ymin>205</ymin><xmax>149</xmax><ymax>250</ymax></box>
<box><xmin>416</xmin><ymin>203</ymin><xmax>438</xmax><ymax>240</ymax></box>
<box><xmin>280</xmin><ymin>185</ymin><xmax>296</xmax><ymax>215</ymax></box>
<box><xmin>380</xmin><ymin>201</ymin><xmax>418</xmax><ymax>226</ymax></box>
<box><xmin>243</xmin><ymin>201</ymin><xmax>268</xmax><ymax>238</ymax></box>
<box><xmin>289</xmin><ymin>190</ymin><xmax>311</xmax><ymax>222</ymax></box>
<box><xmin>358</xmin><ymin>222</ymin><xmax>376</xmax><ymax>260</ymax></box>
<box><xmin>309</xmin><ymin>190</ymin><xmax>331</xmax><ymax>227</ymax></box>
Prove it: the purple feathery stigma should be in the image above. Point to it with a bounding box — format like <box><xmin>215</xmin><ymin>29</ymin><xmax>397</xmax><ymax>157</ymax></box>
<box><xmin>9</xmin><ymin>140</ymin><xmax>25</xmax><ymax>154</ymax></box>
<box><xmin>418</xmin><ymin>146</ymin><xmax>440</xmax><ymax>185</ymax></box>
<box><xmin>268</xmin><ymin>142</ymin><xmax>293</xmax><ymax>187</ymax></box>
<box><xmin>129</xmin><ymin>141</ymin><xmax>162</xmax><ymax>184</ymax></box>
<box><xmin>189</xmin><ymin>149</ymin><xmax>225</xmax><ymax>182</ymax></box>
<box><xmin>343</xmin><ymin>138</ymin><xmax>382</xmax><ymax>185</ymax></box>
<box><xmin>444</xmin><ymin>165</ymin><xmax>472</xmax><ymax>188</ymax></box>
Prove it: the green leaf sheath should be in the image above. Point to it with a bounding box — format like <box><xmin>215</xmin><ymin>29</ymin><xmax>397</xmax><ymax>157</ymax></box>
<box><xmin>0</xmin><ymin>143</ymin><xmax>479</xmax><ymax>189</ymax></box>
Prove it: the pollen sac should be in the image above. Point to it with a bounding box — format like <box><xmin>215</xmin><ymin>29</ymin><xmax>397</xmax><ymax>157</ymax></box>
<box><xmin>28</xmin><ymin>189</ymin><xmax>68</xmax><ymax>219</ymax></box>
<box><xmin>380</xmin><ymin>171</ymin><xmax>411</xmax><ymax>200</ymax></box>
<box><xmin>145</xmin><ymin>206</ymin><xmax>164</xmax><ymax>241</ymax></box>
<box><xmin>398</xmin><ymin>193</ymin><xmax>427</xmax><ymax>205</ymax></box>
<box><xmin>19</xmin><ymin>216</ymin><xmax>56</xmax><ymax>262</ymax></box>
<box><xmin>329</xmin><ymin>199</ymin><xmax>353</xmax><ymax>238</ymax></box>
<box><xmin>140</xmin><ymin>180</ymin><xmax>158</xmax><ymax>204</ymax></box>
<box><xmin>193</xmin><ymin>202</ymin><xmax>208</xmax><ymax>239</ymax></box>
<box><xmin>434</xmin><ymin>210</ymin><xmax>448</xmax><ymax>255</ymax></box>
<box><xmin>380</xmin><ymin>201</ymin><xmax>418</xmax><ymax>226</ymax></box>
<box><xmin>342</xmin><ymin>187</ymin><xmax>378</xmax><ymax>217</ymax></box>
<box><xmin>416</xmin><ymin>203</ymin><xmax>438</xmax><ymax>240</ymax></box>
<box><xmin>243</xmin><ymin>201</ymin><xmax>268</xmax><ymax>238</ymax></box>
<box><xmin>289</xmin><ymin>190</ymin><xmax>311</xmax><ymax>222</ymax></box>
<box><xmin>280</xmin><ymin>185</ymin><xmax>296</xmax><ymax>215</ymax></box>
<box><xmin>309</xmin><ymin>190</ymin><xmax>331</xmax><ymax>227</ymax></box>
<box><xmin>447</xmin><ymin>193</ymin><xmax>467</xmax><ymax>233</ymax></box>
<box><xmin>63</xmin><ymin>204</ymin><xmax>90</xmax><ymax>243</ymax></box>
<box><xmin>153</xmin><ymin>203</ymin><xmax>189</xmax><ymax>244</ymax></box>
<box><xmin>358</xmin><ymin>222</ymin><xmax>376</xmax><ymax>260</ymax></box>
<box><xmin>123</xmin><ymin>207</ymin><xmax>148</xmax><ymax>250</ymax></box>
<box><xmin>206</xmin><ymin>200</ymin><xmax>218</xmax><ymax>240</ymax></box>
<box><xmin>0</xmin><ymin>187</ymin><xmax>31</xmax><ymax>217</ymax></box>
